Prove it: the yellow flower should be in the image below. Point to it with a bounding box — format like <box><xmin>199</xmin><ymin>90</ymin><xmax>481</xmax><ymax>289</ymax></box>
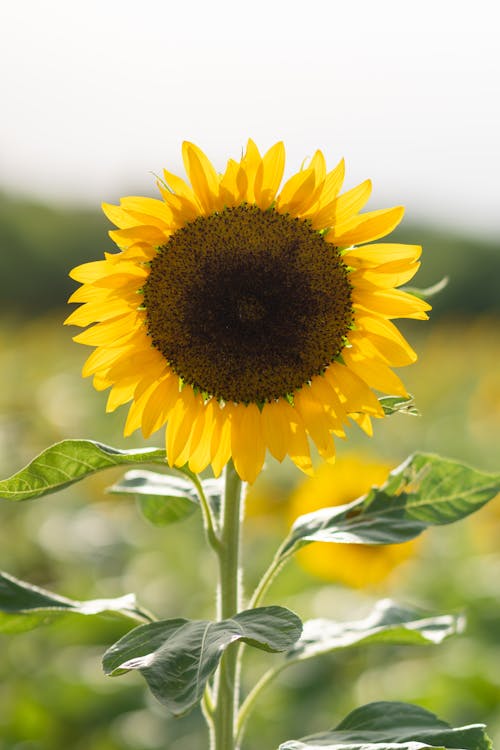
<box><xmin>289</xmin><ymin>455</ymin><xmax>419</xmax><ymax>587</ymax></box>
<box><xmin>66</xmin><ymin>141</ymin><xmax>429</xmax><ymax>483</ymax></box>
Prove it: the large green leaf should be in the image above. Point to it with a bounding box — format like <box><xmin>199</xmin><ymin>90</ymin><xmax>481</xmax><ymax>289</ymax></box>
<box><xmin>278</xmin><ymin>701</ymin><xmax>491</xmax><ymax>750</ymax></box>
<box><xmin>107</xmin><ymin>471</ymin><xmax>223</xmax><ymax>526</ymax></box>
<box><xmin>282</xmin><ymin>453</ymin><xmax>500</xmax><ymax>557</ymax></box>
<box><xmin>287</xmin><ymin>599</ymin><xmax>462</xmax><ymax>662</ymax></box>
<box><xmin>103</xmin><ymin>606</ymin><xmax>302</xmax><ymax>716</ymax></box>
<box><xmin>0</xmin><ymin>571</ymin><xmax>151</xmax><ymax>633</ymax></box>
<box><xmin>0</xmin><ymin>439</ymin><xmax>169</xmax><ymax>501</ymax></box>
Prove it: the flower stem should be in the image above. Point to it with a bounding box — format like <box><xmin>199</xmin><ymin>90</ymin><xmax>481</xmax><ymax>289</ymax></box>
<box><xmin>212</xmin><ymin>460</ymin><xmax>244</xmax><ymax>750</ymax></box>
<box><xmin>236</xmin><ymin>662</ymin><xmax>288</xmax><ymax>743</ymax></box>
<box><xmin>190</xmin><ymin>471</ymin><xmax>222</xmax><ymax>553</ymax></box>
<box><xmin>248</xmin><ymin>541</ymin><xmax>294</xmax><ymax>610</ymax></box>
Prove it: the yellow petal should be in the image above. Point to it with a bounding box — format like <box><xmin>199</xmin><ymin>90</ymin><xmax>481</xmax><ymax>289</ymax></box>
<box><xmin>324</xmin><ymin>362</ymin><xmax>384</xmax><ymax>417</ymax></box>
<box><xmin>311</xmin><ymin>180</ymin><xmax>372</xmax><ymax>230</ymax></box>
<box><xmin>328</xmin><ymin>206</ymin><xmax>405</xmax><ymax>246</ymax></box>
<box><xmin>93</xmin><ymin>372</ymin><xmax>113</xmax><ymax>391</ymax></box>
<box><xmin>72</xmin><ymin>312</ymin><xmax>142</xmax><ymax>346</ymax></box>
<box><xmin>254</xmin><ymin>142</ymin><xmax>285</xmax><ymax>210</ymax></box>
<box><xmin>350</xmin><ymin>412</ymin><xmax>373</xmax><ymax>436</ymax></box>
<box><xmin>308</xmin><ymin>375</ymin><xmax>347</xmax><ymax>437</ymax></box>
<box><xmin>240</xmin><ymin>139</ymin><xmax>262</xmax><ymax>203</ymax></box>
<box><xmin>67</xmin><ymin>285</ymin><xmax>104</xmax><ymax>304</ymax></box>
<box><xmin>141</xmin><ymin>374</ymin><xmax>180</xmax><ymax>438</ymax></box>
<box><xmin>219</xmin><ymin>159</ymin><xmax>247</xmax><ymax>206</ymax></box>
<box><xmin>276</xmin><ymin>168</ymin><xmax>318</xmax><ymax>216</ymax></box>
<box><xmin>119</xmin><ymin>196</ymin><xmax>174</xmax><ymax>226</ymax></box>
<box><xmin>188</xmin><ymin>399</ymin><xmax>218</xmax><ymax>474</ymax></box>
<box><xmin>294</xmin><ymin>387</ymin><xmax>336</xmax><ymax>461</ymax></box>
<box><xmin>123</xmin><ymin>380</ymin><xmax>158</xmax><ymax>436</ymax></box>
<box><xmin>308</xmin><ymin>150</ymin><xmax>327</xmax><ymax>183</ymax></box>
<box><xmin>162</xmin><ymin>168</ymin><xmax>200</xmax><ymax>203</ymax></box>
<box><xmin>104</xmin><ymin>346</ymin><xmax>165</xmax><ymax>384</ymax></box>
<box><xmin>346</xmin><ymin>243</ymin><xmax>422</xmax><ymax>267</ymax></box>
<box><xmin>166</xmin><ymin>386</ymin><xmax>197</xmax><ymax>466</ymax></box>
<box><xmin>230</xmin><ymin>403</ymin><xmax>266</xmax><ymax>484</ymax></box>
<box><xmin>109</xmin><ymin>225</ymin><xmax>167</xmax><ymax>249</ymax></box>
<box><xmin>211</xmin><ymin>404</ymin><xmax>232</xmax><ymax>477</ymax></box>
<box><xmin>69</xmin><ymin>260</ymin><xmax>112</xmax><ymax>283</ymax></box>
<box><xmin>82</xmin><ymin>343</ymin><xmax>136</xmax><ymax>378</ymax></box>
<box><xmin>158</xmin><ymin>182</ymin><xmax>201</xmax><ymax>223</ymax></box>
<box><xmin>311</xmin><ymin>158</ymin><xmax>345</xmax><ymax>209</ymax></box>
<box><xmin>102</xmin><ymin>202</ymin><xmax>138</xmax><ymax>229</ymax></box>
<box><xmin>65</xmin><ymin>296</ymin><xmax>138</xmax><ymax>327</ymax></box>
<box><xmin>287</xmin><ymin>410</ymin><xmax>314</xmax><ymax>476</ymax></box>
<box><xmin>353</xmin><ymin>288</ymin><xmax>431</xmax><ymax>320</ymax></box>
<box><xmin>261</xmin><ymin>399</ymin><xmax>292</xmax><ymax>463</ymax></box>
<box><xmin>350</xmin><ymin>262</ymin><xmax>420</xmax><ymax>290</ymax></box>
<box><xmin>182</xmin><ymin>141</ymin><xmax>221</xmax><ymax>214</ymax></box>
<box><xmin>174</xmin><ymin>396</ymin><xmax>207</xmax><ymax>468</ymax></box>
<box><xmin>342</xmin><ymin>349</ymin><xmax>408</xmax><ymax>396</ymax></box>
<box><xmin>106</xmin><ymin>377</ymin><xmax>140</xmax><ymax>413</ymax></box>
<box><xmin>352</xmin><ymin>316</ymin><xmax>417</xmax><ymax>366</ymax></box>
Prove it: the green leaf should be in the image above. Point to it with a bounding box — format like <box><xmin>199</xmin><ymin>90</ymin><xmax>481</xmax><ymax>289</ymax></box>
<box><xmin>278</xmin><ymin>700</ymin><xmax>491</xmax><ymax>750</ymax></box>
<box><xmin>282</xmin><ymin>453</ymin><xmax>500</xmax><ymax>557</ymax></box>
<box><xmin>287</xmin><ymin>599</ymin><xmax>463</xmax><ymax>662</ymax></box>
<box><xmin>103</xmin><ymin>606</ymin><xmax>302</xmax><ymax>716</ymax></box>
<box><xmin>107</xmin><ymin>471</ymin><xmax>224</xmax><ymax>526</ymax></box>
<box><xmin>0</xmin><ymin>570</ymin><xmax>151</xmax><ymax>633</ymax></box>
<box><xmin>0</xmin><ymin>439</ymin><xmax>170</xmax><ymax>501</ymax></box>
<box><xmin>379</xmin><ymin>395</ymin><xmax>419</xmax><ymax>416</ymax></box>
<box><xmin>108</xmin><ymin>470</ymin><xmax>199</xmax><ymax>525</ymax></box>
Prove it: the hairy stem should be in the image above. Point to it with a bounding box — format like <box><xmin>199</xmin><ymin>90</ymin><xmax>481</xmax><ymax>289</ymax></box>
<box><xmin>212</xmin><ymin>461</ymin><xmax>244</xmax><ymax>750</ymax></box>
<box><xmin>190</xmin><ymin>471</ymin><xmax>222</xmax><ymax>553</ymax></box>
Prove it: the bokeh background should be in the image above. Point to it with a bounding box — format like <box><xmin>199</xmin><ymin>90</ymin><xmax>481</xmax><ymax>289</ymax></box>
<box><xmin>1</xmin><ymin>1</ymin><xmax>499</xmax><ymax>749</ymax></box>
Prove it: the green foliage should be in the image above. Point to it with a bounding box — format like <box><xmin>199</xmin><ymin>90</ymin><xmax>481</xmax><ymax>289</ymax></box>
<box><xmin>278</xmin><ymin>701</ymin><xmax>492</xmax><ymax>750</ymax></box>
<box><xmin>0</xmin><ymin>193</ymin><xmax>108</xmax><ymax>314</ymax></box>
<box><xmin>107</xmin><ymin>471</ymin><xmax>223</xmax><ymax>526</ymax></box>
<box><xmin>0</xmin><ymin>571</ymin><xmax>150</xmax><ymax>633</ymax></box>
<box><xmin>0</xmin><ymin>439</ymin><xmax>170</xmax><ymax>501</ymax></box>
<box><xmin>379</xmin><ymin>395</ymin><xmax>419</xmax><ymax>416</ymax></box>
<box><xmin>103</xmin><ymin>606</ymin><xmax>302</xmax><ymax>716</ymax></box>
<box><xmin>282</xmin><ymin>453</ymin><xmax>500</xmax><ymax>556</ymax></box>
<box><xmin>0</xmin><ymin>307</ymin><xmax>499</xmax><ymax>747</ymax></box>
<box><xmin>287</xmin><ymin>599</ymin><xmax>462</xmax><ymax>662</ymax></box>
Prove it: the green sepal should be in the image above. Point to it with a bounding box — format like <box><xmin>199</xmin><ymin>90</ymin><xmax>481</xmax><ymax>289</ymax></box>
<box><xmin>281</xmin><ymin>453</ymin><xmax>500</xmax><ymax>558</ymax></box>
<box><xmin>0</xmin><ymin>570</ymin><xmax>153</xmax><ymax>633</ymax></box>
<box><xmin>379</xmin><ymin>394</ymin><xmax>419</xmax><ymax>416</ymax></box>
<box><xmin>103</xmin><ymin>606</ymin><xmax>302</xmax><ymax>716</ymax></box>
<box><xmin>278</xmin><ymin>700</ymin><xmax>491</xmax><ymax>750</ymax></box>
<box><xmin>0</xmin><ymin>439</ymin><xmax>173</xmax><ymax>502</ymax></box>
<box><xmin>287</xmin><ymin>599</ymin><xmax>463</xmax><ymax>662</ymax></box>
<box><xmin>403</xmin><ymin>276</ymin><xmax>449</xmax><ymax>300</ymax></box>
<box><xmin>107</xmin><ymin>471</ymin><xmax>223</xmax><ymax>525</ymax></box>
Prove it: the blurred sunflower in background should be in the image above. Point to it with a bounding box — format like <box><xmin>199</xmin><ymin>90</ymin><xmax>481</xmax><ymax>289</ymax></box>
<box><xmin>289</xmin><ymin>455</ymin><xmax>419</xmax><ymax>587</ymax></box>
<box><xmin>66</xmin><ymin>141</ymin><xmax>429</xmax><ymax>482</ymax></box>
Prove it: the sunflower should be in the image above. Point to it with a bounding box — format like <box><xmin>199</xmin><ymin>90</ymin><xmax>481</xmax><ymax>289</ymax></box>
<box><xmin>289</xmin><ymin>455</ymin><xmax>419</xmax><ymax>587</ymax></box>
<box><xmin>66</xmin><ymin>141</ymin><xmax>430</xmax><ymax>483</ymax></box>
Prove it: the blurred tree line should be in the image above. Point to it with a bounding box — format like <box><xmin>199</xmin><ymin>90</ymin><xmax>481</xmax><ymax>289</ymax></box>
<box><xmin>0</xmin><ymin>191</ymin><xmax>499</xmax><ymax>318</ymax></box>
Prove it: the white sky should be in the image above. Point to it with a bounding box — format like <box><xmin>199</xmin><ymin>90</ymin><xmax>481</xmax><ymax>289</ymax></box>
<box><xmin>1</xmin><ymin>0</ymin><xmax>499</xmax><ymax>236</ymax></box>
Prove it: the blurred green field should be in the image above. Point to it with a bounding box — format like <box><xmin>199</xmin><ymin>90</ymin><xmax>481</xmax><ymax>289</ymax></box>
<box><xmin>0</xmin><ymin>194</ymin><xmax>499</xmax><ymax>749</ymax></box>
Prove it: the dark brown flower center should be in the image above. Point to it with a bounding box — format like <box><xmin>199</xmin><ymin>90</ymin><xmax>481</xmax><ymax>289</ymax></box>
<box><xmin>143</xmin><ymin>204</ymin><xmax>353</xmax><ymax>403</ymax></box>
